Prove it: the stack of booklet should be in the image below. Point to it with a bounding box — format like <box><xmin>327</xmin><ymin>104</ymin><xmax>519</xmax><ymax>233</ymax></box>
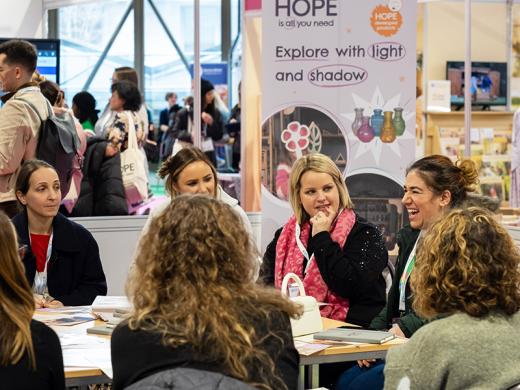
<box><xmin>313</xmin><ymin>328</ymin><xmax>395</xmax><ymax>344</ymax></box>
<box><xmin>88</xmin><ymin>296</ymin><xmax>131</xmax><ymax>336</ymax></box>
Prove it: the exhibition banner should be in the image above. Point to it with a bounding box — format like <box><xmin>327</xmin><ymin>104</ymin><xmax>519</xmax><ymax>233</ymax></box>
<box><xmin>261</xmin><ymin>0</ymin><xmax>417</xmax><ymax>250</ymax></box>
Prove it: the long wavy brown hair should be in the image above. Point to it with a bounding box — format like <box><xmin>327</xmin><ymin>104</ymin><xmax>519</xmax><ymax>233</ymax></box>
<box><xmin>127</xmin><ymin>195</ymin><xmax>301</xmax><ymax>389</ymax></box>
<box><xmin>0</xmin><ymin>211</ymin><xmax>36</xmax><ymax>368</ymax></box>
<box><xmin>412</xmin><ymin>207</ymin><xmax>520</xmax><ymax>319</ymax></box>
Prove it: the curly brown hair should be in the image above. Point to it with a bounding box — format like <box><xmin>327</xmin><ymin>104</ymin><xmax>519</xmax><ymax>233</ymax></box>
<box><xmin>127</xmin><ymin>195</ymin><xmax>301</xmax><ymax>389</ymax></box>
<box><xmin>412</xmin><ymin>207</ymin><xmax>520</xmax><ymax>319</ymax></box>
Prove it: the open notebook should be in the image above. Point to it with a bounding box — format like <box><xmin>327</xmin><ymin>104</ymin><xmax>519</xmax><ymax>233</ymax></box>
<box><xmin>313</xmin><ymin>329</ymin><xmax>395</xmax><ymax>344</ymax></box>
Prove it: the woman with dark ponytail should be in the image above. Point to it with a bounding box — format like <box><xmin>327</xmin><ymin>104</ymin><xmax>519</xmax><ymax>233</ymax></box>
<box><xmin>337</xmin><ymin>155</ymin><xmax>480</xmax><ymax>390</ymax></box>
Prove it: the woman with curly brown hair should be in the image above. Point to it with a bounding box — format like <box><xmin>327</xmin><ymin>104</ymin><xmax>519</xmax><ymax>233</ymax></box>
<box><xmin>337</xmin><ymin>154</ymin><xmax>479</xmax><ymax>390</ymax></box>
<box><xmin>111</xmin><ymin>195</ymin><xmax>301</xmax><ymax>390</ymax></box>
<box><xmin>0</xmin><ymin>211</ymin><xmax>64</xmax><ymax>389</ymax></box>
<box><xmin>384</xmin><ymin>207</ymin><xmax>520</xmax><ymax>389</ymax></box>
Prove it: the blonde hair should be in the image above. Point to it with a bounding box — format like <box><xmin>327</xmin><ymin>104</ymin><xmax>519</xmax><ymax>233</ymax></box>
<box><xmin>289</xmin><ymin>153</ymin><xmax>353</xmax><ymax>224</ymax></box>
<box><xmin>0</xmin><ymin>212</ymin><xmax>36</xmax><ymax>368</ymax></box>
<box><xmin>412</xmin><ymin>207</ymin><xmax>520</xmax><ymax>319</ymax></box>
<box><xmin>128</xmin><ymin>195</ymin><xmax>301</xmax><ymax>389</ymax></box>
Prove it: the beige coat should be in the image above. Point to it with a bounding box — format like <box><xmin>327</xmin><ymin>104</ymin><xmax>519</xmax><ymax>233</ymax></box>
<box><xmin>0</xmin><ymin>85</ymin><xmax>49</xmax><ymax>203</ymax></box>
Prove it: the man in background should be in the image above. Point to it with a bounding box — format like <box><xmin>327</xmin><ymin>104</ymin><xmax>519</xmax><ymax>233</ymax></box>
<box><xmin>0</xmin><ymin>39</ymin><xmax>48</xmax><ymax>217</ymax></box>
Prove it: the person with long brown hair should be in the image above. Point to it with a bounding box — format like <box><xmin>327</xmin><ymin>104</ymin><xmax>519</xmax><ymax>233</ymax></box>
<box><xmin>111</xmin><ymin>195</ymin><xmax>301</xmax><ymax>390</ymax></box>
<box><xmin>385</xmin><ymin>207</ymin><xmax>520</xmax><ymax>389</ymax></box>
<box><xmin>142</xmin><ymin>146</ymin><xmax>251</xmax><ymax>236</ymax></box>
<box><xmin>0</xmin><ymin>211</ymin><xmax>64</xmax><ymax>389</ymax></box>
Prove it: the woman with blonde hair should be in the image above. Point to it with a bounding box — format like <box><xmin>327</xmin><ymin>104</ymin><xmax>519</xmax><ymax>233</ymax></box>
<box><xmin>261</xmin><ymin>153</ymin><xmax>388</xmax><ymax>327</ymax></box>
<box><xmin>111</xmin><ymin>195</ymin><xmax>301</xmax><ymax>389</ymax></box>
<box><xmin>385</xmin><ymin>207</ymin><xmax>520</xmax><ymax>389</ymax></box>
<box><xmin>0</xmin><ymin>211</ymin><xmax>64</xmax><ymax>389</ymax></box>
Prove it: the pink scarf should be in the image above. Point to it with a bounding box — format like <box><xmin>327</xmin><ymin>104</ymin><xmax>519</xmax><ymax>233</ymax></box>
<box><xmin>274</xmin><ymin>208</ymin><xmax>356</xmax><ymax>321</ymax></box>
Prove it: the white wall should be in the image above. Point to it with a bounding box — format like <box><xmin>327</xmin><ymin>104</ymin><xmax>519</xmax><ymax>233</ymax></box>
<box><xmin>0</xmin><ymin>0</ymin><xmax>44</xmax><ymax>39</ymax></box>
<box><xmin>73</xmin><ymin>213</ymin><xmax>263</xmax><ymax>296</ymax></box>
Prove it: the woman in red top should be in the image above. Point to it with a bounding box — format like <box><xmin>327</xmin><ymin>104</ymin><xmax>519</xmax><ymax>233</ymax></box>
<box><xmin>12</xmin><ymin>160</ymin><xmax>107</xmax><ymax>307</ymax></box>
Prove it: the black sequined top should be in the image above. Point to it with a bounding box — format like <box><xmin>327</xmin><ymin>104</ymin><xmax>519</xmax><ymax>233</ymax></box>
<box><xmin>261</xmin><ymin>214</ymin><xmax>388</xmax><ymax>327</ymax></box>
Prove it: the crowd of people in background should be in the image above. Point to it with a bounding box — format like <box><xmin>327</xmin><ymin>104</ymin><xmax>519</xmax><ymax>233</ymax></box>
<box><xmin>0</xmin><ymin>39</ymin><xmax>242</xmax><ymax>218</ymax></box>
<box><xmin>1</xmin><ymin>39</ymin><xmax>520</xmax><ymax>390</ymax></box>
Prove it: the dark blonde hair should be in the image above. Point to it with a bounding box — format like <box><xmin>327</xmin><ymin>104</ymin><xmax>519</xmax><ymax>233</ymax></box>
<box><xmin>412</xmin><ymin>207</ymin><xmax>520</xmax><ymax>319</ymax></box>
<box><xmin>128</xmin><ymin>195</ymin><xmax>301</xmax><ymax>389</ymax></box>
<box><xmin>407</xmin><ymin>155</ymin><xmax>479</xmax><ymax>207</ymax></box>
<box><xmin>289</xmin><ymin>153</ymin><xmax>354</xmax><ymax>224</ymax></box>
<box><xmin>157</xmin><ymin>147</ymin><xmax>217</xmax><ymax>197</ymax></box>
<box><xmin>0</xmin><ymin>211</ymin><xmax>36</xmax><ymax>368</ymax></box>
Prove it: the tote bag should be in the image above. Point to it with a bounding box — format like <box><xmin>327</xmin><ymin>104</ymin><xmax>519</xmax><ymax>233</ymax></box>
<box><xmin>120</xmin><ymin>112</ymin><xmax>148</xmax><ymax>206</ymax></box>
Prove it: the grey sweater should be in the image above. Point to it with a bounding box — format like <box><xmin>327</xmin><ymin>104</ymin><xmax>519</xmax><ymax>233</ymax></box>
<box><xmin>384</xmin><ymin>311</ymin><xmax>520</xmax><ymax>390</ymax></box>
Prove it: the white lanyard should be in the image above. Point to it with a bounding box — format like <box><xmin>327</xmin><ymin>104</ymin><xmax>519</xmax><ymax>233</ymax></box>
<box><xmin>295</xmin><ymin>224</ymin><xmax>314</xmax><ymax>275</ymax></box>
<box><xmin>398</xmin><ymin>236</ymin><xmax>419</xmax><ymax>311</ymax></box>
<box><xmin>30</xmin><ymin>232</ymin><xmax>53</xmax><ymax>296</ymax></box>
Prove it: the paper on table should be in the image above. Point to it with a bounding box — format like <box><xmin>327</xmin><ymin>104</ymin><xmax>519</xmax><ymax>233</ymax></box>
<box><xmin>91</xmin><ymin>296</ymin><xmax>131</xmax><ymax>312</ymax></box>
<box><xmin>62</xmin><ymin>346</ymin><xmax>113</xmax><ymax>379</ymax></box>
<box><xmin>293</xmin><ymin>340</ymin><xmax>330</xmax><ymax>356</ymax></box>
<box><xmin>59</xmin><ymin>333</ymin><xmax>109</xmax><ymax>348</ymax></box>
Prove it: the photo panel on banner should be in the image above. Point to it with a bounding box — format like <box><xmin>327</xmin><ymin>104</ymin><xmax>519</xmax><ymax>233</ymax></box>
<box><xmin>261</xmin><ymin>0</ymin><xmax>417</xmax><ymax>251</ymax></box>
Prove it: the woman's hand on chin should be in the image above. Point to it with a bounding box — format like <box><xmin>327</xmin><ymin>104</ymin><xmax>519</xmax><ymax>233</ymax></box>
<box><xmin>310</xmin><ymin>209</ymin><xmax>335</xmax><ymax>236</ymax></box>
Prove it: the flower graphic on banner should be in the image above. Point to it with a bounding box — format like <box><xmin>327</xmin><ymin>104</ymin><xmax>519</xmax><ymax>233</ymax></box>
<box><xmin>281</xmin><ymin>121</ymin><xmax>310</xmax><ymax>158</ymax></box>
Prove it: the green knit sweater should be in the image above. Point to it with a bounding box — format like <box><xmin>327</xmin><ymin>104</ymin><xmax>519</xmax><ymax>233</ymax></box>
<box><xmin>384</xmin><ymin>311</ymin><xmax>520</xmax><ymax>390</ymax></box>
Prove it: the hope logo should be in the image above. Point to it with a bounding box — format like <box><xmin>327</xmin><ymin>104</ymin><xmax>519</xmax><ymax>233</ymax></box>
<box><xmin>275</xmin><ymin>0</ymin><xmax>338</xmax><ymax>17</ymax></box>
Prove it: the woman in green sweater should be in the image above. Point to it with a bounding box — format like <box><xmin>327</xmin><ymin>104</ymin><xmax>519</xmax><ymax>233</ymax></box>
<box><xmin>384</xmin><ymin>207</ymin><xmax>520</xmax><ymax>389</ymax></box>
<box><xmin>337</xmin><ymin>155</ymin><xmax>479</xmax><ymax>390</ymax></box>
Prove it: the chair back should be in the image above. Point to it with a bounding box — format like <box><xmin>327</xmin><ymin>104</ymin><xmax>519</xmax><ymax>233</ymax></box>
<box><xmin>126</xmin><ymin>367</ymin><xmax>255</xmax><ymax>390</ymax></box>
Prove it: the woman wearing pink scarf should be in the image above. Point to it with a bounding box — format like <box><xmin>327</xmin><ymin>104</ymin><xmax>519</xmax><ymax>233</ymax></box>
<box><xmin>261</xmin><ymin>153</ymin><xmax>388</xmax><ymax>327</ymax></box>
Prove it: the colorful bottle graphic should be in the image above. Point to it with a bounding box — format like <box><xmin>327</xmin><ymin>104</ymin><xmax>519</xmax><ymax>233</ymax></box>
<box><xmin>357</xmin><ymin>116</ymin><xmax>375</xmax><ymax>143</ymax></box>
<box><xmin>392</xmin><ymin>107</ymin><xmax>405</xmax><ymax>136</ymax></box>
<box><xmin>351</xmin><ymin>108</ymin><xmax>364</xmax><ymax>136</ymax></box>
<box><xmin>380</xmin><ymin>111</ymin><xmax>396</xmax><ymax>143</ymax></box>
<box><xmin>371</xmin><ymin>109</ymin><xmax>384</xmax><ymax>137</ymax></box>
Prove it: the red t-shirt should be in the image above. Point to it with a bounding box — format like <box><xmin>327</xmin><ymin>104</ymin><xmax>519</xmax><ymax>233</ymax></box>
<box><xmin>30</xmin><ymin>233</ymin><xmax>51</xmax><ymax>273</ymax></box>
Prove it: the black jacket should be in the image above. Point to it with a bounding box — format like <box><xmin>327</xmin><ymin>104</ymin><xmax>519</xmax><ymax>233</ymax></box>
<box><xmin>0</xmin><ymin>320</ymin><xmax>64</xmax><ymax>390</ymax></box>
<box><xmin>261</xmin><ymin>215</ymin><xmax>388</xmax><ymax>327</ymax></box>
<box><xmin>172</xmin><ymin>106</ymin><xmax>224</xmax><ymax>142</ymax></box>
<box><xmin>369</xmin><ymin>226</ymin><xmax>426</xmax><ymax>337</ymax></box>
<box><xmin>13</xmin><ymin>211</ymin><xmax>107</xmax><ymax>306</ymax></box>
<box><xmin>70</xmin><ymin>136</ymin><xmax>127</xmax><ymax>217</ymax></box>
<box><xmin>111</xmin><ymin>310</ymin><xmax>298</xmax><ymax>390</ymax></box>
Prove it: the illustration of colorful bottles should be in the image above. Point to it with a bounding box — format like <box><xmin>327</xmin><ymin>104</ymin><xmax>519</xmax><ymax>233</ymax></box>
<box><xmin>380</xmin><ymin>111</ymin><xmax>396</xmax><ymax>143</ymax></box>
<box><xmin>357</xmin><ymin>116</ymin><xmax>375</xmax><ymax>143</ymax></box>
<box><xmin>392</xmin><ymin>107</ymin><xmax>405</xmax><ymax>136</ymax></box>
<box><xmin>370</xmin><ymin>109</ymin><xmax>384</xmax><ymax>137</ymax></box>
<box><xmin>351</xmin><ymin>108</ymin><xmax>364</xmax><ymax>136</ymax></box>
